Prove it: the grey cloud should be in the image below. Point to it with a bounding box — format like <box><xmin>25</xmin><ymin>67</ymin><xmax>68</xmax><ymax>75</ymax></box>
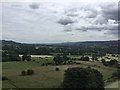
<box><xmin>104</xmin><ymin>24</ymin><xmax>118</xmax><ymax>36</ymax></box>
<box><xmin>63</xmin><ymin>29</ymin><xmax>72</xmax><ymax>32</ymax></box>
<box><xmin>57</xmin><ymin>17</ymin><xmax>74</xmax><ymax>25</ymax></box>
<box><xmin>63</xmin><ymin>24</ymin><xmax>73</xmax><ymax>32</ymax></box>
<box><xmin>11</xmin><ymin>4</ymin><xmax>22</xmax><ymax>8</ymax></box>
<box><xmin>87</xmin><ymin>10</ymin><xmax>98</xmax><ymax>18</ymax></box>
<box><xmin>65</xmin><ymin>8</ymin><xmax>78</xmax><ymax>17</ymax></box>
<box><xmin>76</xmin><ymin>27</ymin><xmax>88</xmax><ymax>32</ymax></box>
<box><xmin>93</xmin><ymin>15</ymin><xmax>108</xmax><ymax>24</ymax></box>
<box><xmin>107</xmin><ymin>24</ymin><xmax>118</xmax><ymax>31</ymax></box>
<box><xmin>29</xmin><ymin>3</ymin><xmax>39</xmax><ymax>9</ymax></box>
<box><xmin>105</xmin><ymin>30</ymin><xmax>119</xmax><ymax>36</ymax></box>
<box><xmin>67</xmin><ymin>13</ymin><xmax>78</xmax><ymax>17</ymax></box>
<box><xmin>76</xmin><ymin>25</ymin><xmax>105</xmax><ymax>32</ymax></box>
<box><xmin>101</xmin><ymin>3</ymin><xmax>119</xmax><ymax>21</ymax></box>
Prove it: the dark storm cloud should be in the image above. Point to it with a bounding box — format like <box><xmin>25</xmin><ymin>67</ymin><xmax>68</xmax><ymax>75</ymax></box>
<box><xmin>29</xmin><ymin>3</ymin><xmax>39</xmax><ymax>9</ymax></box>
<box><xmin>57</xmin><ymin>17</ymin><xmax>74</xmax><ymax>25</ymax></box>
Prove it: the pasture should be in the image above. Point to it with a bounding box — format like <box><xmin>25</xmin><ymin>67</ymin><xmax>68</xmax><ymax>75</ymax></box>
<box><xmin>2</xmin><ymin>55</ymin><xmax>118</xmax><ymax>88</ymax></box>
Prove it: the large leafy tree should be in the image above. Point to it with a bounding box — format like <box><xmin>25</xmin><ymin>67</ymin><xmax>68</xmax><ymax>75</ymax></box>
<box><xmin>62</xmin><ymin>67</ymin><xmax>104</xmax><ymax>89</ymax></box>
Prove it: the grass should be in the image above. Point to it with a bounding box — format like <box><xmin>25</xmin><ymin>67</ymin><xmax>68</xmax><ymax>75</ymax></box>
<box><xmin>2</xmin><ymin>56</ymin><xmax>118</xmax><ymax>88</ymax></box>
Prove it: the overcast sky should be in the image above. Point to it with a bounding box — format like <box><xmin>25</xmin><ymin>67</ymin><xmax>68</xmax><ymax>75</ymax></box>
<box><xmin>1</xmin><ymin>0</ymin><xmax>119</xmax><ymax>43</ymax></box>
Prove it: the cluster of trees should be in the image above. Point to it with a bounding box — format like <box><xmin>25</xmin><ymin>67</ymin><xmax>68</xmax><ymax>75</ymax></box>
<box><xmin>101</xmin><ymin>59</ymin><xmax>118</xmax><ymax>67</ymax></box>
<box><xmin>2</xmin><ymin>51</ymin><xmax>21</xmax><ymax>62</ymax></box>
<box><xmin>62</xmin><ymin>67</ymin><xmax>104</xmax><ymax>89</ymax></box>
<box><xmin>22</xmin><ymin>54</ymin><xmax>31</xmax><ymax>61</ymax></box>
<box><xmin>2</xmin><ymin>76</ymin><xmax>8</xmax><ymax>80</ymax></box>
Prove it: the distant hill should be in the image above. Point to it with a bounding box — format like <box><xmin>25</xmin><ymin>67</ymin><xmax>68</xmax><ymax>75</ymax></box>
<box><xmin>2</xmin><ymin>40</ymin><xmax>21</xmax><ymax>45</ymax></box>
<box><xmin>1</xmin><ymin>40</ymin><xmax>119</xmax><ymax>47</ymax></box>
<box><xmin>1</xmin><ymin>40</ymin><xmax>119</xmax><ymax>54</ymax></box>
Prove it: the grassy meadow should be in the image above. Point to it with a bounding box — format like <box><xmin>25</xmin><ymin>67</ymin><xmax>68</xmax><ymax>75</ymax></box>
<box><xmin>2</xmin><ymin>55</ymin><xmax>118</xmax><ymax>88</ymax></box>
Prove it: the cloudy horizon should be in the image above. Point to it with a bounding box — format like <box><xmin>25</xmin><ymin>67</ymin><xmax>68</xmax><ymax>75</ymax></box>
<box><xmin>1</xmin><ymin>0</ymin><xmax>119</xmax><ymax>43</ymax></box>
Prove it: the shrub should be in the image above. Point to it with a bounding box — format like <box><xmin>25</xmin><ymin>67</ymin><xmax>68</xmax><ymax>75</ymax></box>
<box><xmin>2</xmin><ymin>76</ymin><xmax>8</xmax><ymax>80</ymax></box>
<box><xmin>56</xmin><ymin>67</ymin><xmax>59</xmax><ymax>71</ymax></box>
<box><xmin>33</xmin><ymin>60</ymin><xmax>35</xmax><ymax>62</ymax></box>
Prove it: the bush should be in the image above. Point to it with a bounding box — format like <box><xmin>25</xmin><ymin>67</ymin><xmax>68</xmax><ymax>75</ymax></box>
<box><xmin>62</xmin><ymin>67</ymin><xmax>104</xmax><ymax>89</ymax></box>
<box><xmin>112</xmin><ymin>70</ymin><xmax>120</xmax><ymax>79</ymax></box>
<box><xmin>112</xmin><ymin>54</ymin><xmax>115</xmax><ymax>57</ymax></box>
<box><xmin>56</xmin><ymin>67</ymin><xmax>59</xmax><ymax>71</ymax></box>
<box><xmin>80</xmin><ymin>56</ymin><xmax>89</xmax><ymax>61</ymax></box>
<box><xmin>27</xmin><ymin>69</ymin><xmax>34</xmax><ymax>75</ymax></box>
<box><xmin>21</xmin><ymin>69</ymin><xmax>34</xmax><ymax>76</ymax></box>
<box><xmin>21</xmin><ymin>70</ymin><xmax>27</xmax><ymax>76</ymax></box>
<box><xmin>2</xmin><ymin>76</ymin><xmax>8</xmax><ymax>80</ymax></box>
<box><xmin>42</xmin><ymin>63</ymin><xmax>45</xmax><ymax>66</ymax></box>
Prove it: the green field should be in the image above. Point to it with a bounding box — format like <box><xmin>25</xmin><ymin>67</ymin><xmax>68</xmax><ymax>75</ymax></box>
<box><xmin>2</xmin><ymin>55</ymin><xmax>118</xmax><ymax>88</ymax></box>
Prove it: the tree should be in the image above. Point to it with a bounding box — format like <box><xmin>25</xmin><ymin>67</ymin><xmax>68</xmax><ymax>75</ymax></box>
<box><xmin>22</xmin><ymin>54</ymin><xmax>31</xmax><ymax>61</ymax></box>
<box><xmin>109</xmin><ymin>59</ymin><xmax>118</xmax><ymax>66</ymax></box>
<box><xmin>53</xmin><ymin>54</ymin><xmax>62</xmax><ymax>65</ymax></box>
<box><xmin>92</xmin><ymin>54</ymin><xmax>98</xmax><ymax>61</ymax></box>
<box><xmin>53</xmin><ymin>54</ymin><xmax>69</xmax><ymax>65</ymax></box>
<box><xmin>80</xmin><ymin>56</ymin><xmax>89</xmax><ymax>61</ymax></box>
<box><xmin>62</xmin><ymin>67</ymin><xmax>104</xmax><ymax>89</ymax></box>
